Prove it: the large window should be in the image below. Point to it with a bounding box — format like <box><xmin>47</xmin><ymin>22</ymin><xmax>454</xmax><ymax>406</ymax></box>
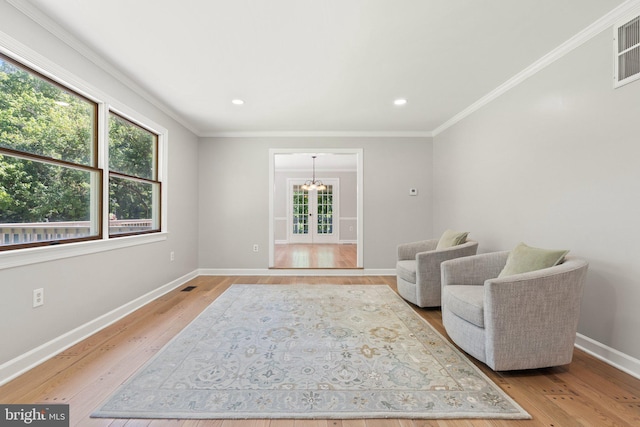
<box><xmin>108</xmin><ymin>113</ymin><xmax>160</xmax><ymax>236</ymax></box>
<box><xmin>0</xmin><ymin>52</ymin><xmax>164</xmax><ymax>252</ymax></box>
<box><xmin>0</xmin><ymin>54</ymin><xmax>101</xmax><ymax>249</ymax></box>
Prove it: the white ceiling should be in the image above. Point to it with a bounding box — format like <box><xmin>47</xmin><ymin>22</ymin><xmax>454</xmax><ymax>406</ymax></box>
<box><xmin>21</xmin><ymin>0</ymin><xmax>626</xmax><ymax>136</ymax></box>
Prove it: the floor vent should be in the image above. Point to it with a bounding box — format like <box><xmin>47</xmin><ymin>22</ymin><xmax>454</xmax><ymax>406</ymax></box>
<box><xmin>181</xmin><ymin>286</ymin><xmax>197</xmax><ymax>292</ymax></box>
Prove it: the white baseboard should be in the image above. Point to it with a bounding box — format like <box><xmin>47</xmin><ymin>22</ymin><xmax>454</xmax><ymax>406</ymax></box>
<box><xmin>575</xmin><ymin>333</ymin><xmax>640</xmax><ymax>380</ymax></box>
<box><xmin>0</xmin><ymin>270</ymin><xmax>199</xmax><ymax>386</ymax></box>
<box><xmin>198</xmin><ymin>268</ymin><xmax>396</xmax><ymax>276</ymax></box>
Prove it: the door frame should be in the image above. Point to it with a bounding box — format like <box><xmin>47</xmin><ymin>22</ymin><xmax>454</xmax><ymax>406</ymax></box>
<box><xmin>269</xmin><ymin>148</ymin><xmax>363</xmax><ymax>268</ymax></box>
<box><xmin>287</xmin><ymin>178</ymin><xmax>340</xmax><ymax>244</ymax></box>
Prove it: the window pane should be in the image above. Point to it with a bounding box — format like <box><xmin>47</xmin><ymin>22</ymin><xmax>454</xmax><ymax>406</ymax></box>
<box><xmin>109</xmin><ymin>113</ymin><xmax>156</xmax><ymax>180</ymax></box>
<box><xmin>0</xmin><ymin>154</ymin><xmax>99</xmax><ymax>246</ymax></box>
<box><xmin>0</xmin><ymin>56</ymin><xmax>96</xmax><ymax>165</ymax></box>
<box><xmin>109</xmin><ymin>175</ymin><xmax>159</xmax><ymax>235</ymax></box>
<box><xmin>316</xmin><ymin>186</ymin><xmax>333</xmax><ymax>235</ymax></box>
<box><xmin>292</xmin><ymin>186</ymin><xmax>308</xmax><ymax>235</ymax></box>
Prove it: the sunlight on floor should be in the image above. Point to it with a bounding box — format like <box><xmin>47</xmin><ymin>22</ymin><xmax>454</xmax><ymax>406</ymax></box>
<box><xmin>274</xmin><ymin>244</ymin><xmax>357</xmax><ymax>268</ymax></box>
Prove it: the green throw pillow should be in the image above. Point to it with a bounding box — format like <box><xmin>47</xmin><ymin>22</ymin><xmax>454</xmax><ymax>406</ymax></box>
<box><xmin>436</xmin><ymin>229</ymin><xmax>469</xmax><ymax>250</ymax></box>
<box><xmin>498</xmin><ymin>242</ymin><xmax>569</xmax><ymax>278</ymax></box>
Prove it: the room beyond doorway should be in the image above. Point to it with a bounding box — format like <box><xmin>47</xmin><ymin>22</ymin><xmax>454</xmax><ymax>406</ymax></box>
<box><xmin>273</xmin><ymin>243</ymin><xmax>358</xmax><ymax>268</ymax></box>
<box><xmin>269</xmin><ymin>148</ymin><xmax>363</xmax><ymax>269</ymax></box>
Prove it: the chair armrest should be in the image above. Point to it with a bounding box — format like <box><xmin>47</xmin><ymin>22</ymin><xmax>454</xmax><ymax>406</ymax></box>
<box><xmin>483</xmin><ymin>257</ymin><xmax>589</xmax><ymax>369</ymax></box>
<box><xmin>415</xmin><ymin>240</ymin><xmax>479</xmax><ymax>281</ymax></box>
<box><xmin>441</xmin><ymin>251</ymin><xmax>509</xmax><ymax>287</ymax></box>
<box><xmin>397</xmin><ymin>239</ymin><xmax>438</xmax><ymax>261</ymax></box>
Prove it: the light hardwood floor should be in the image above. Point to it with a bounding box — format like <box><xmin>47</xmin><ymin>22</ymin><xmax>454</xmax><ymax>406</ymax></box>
<box><xmin>273</xmin><ymin>244</ymin><xmax>358</xmax><ymax>269</ymax></box>
<box><xmin>1</xmin><ymin>276</ymin><xmax>639</xmax><ymax>427</ymax></box>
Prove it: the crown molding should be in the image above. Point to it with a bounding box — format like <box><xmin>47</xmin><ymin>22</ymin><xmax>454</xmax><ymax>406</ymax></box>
<box><xmin>7</xmin><ymin>0</ymin><xmax>202</xmax><ymax>136</ymax></box>
<box><xmin>433</xmin><ymin>0</ymin><xmax>640</xmax><ymax>136</ymax></box>
<box><xmin>200</xmin><ymin>130</ymin><xmax>433</xmax><ymax>138</ymax></box>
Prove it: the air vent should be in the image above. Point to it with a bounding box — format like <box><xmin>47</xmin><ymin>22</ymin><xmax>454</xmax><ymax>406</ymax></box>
<box><xmin>614</xmin><ymin>14</ymin><xmax>640</xmax><ymax>88</ymax></box>
<box><xmin>181</xmin><ymin>286</ymin><xmax>197</xmax><ymax>292</ymax></box>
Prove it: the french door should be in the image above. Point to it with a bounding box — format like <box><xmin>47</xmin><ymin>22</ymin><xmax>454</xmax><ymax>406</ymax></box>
<box><xmin>288</xmin><ymin>179</ymin><xmax>339</xmax><ymax>244</ymax></box>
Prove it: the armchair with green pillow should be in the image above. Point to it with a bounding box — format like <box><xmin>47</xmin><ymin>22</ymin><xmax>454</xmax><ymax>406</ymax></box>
<box><xmin>440</xmin><ymin>242</ymin><xmax>588</xmax><ymax>371</ymax></box>
<box><xmin>396</xmin><ymin>229</ymin><xmax>478</xmax><ymax>308</ymax></box>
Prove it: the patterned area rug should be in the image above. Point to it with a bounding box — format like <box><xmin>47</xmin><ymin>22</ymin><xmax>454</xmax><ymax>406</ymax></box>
<box><xmin>93</xmin><ymin>285</ymin><xmax>530</xmax><ymax>419</ymax></box>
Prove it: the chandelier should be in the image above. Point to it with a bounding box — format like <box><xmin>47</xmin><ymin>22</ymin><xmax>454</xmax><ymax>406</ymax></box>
<box><xmin>301</xmin><ymin>155</ymin><xmax>326</xmax><ymax>191</ymax></box>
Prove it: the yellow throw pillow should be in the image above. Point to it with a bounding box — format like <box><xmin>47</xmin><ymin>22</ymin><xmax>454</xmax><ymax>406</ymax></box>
<box><xmin>498</xmin><ymin>242</ymin><xmax>569</xmax><ymax>278</ymax></box>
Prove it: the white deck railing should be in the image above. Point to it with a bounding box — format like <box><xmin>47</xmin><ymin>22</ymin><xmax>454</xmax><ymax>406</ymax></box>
<box><xmin>0</xmin><ymin>220</ymin><xmax>152</xmax><ymax>245</ymax></box>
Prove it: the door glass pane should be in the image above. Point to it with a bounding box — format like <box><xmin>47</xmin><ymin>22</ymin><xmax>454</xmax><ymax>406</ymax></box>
<box><xmin>292</xmin><ymin>184</ymin><xmax>308</xmax><ymax>235</ymax></box>
<box><xmin>317</xmin><ymin>185</ymin><xmax>333</xmax><ymax>235</ymax></box>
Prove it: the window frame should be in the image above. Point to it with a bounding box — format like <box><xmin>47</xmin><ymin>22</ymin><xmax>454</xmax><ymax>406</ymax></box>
<box><xmin>107</xmin><ymin>111</ymin><xmax>162</xmax><ymax>238</ymax></box>
<box><xmin>0</xmin><ymin>38</ymin><xmax>168</xmax><ymax>270</ymax></box>
<box><xmin>0</xmin><ymin>52</ymin><xmax>103</xmax><ymax>250</ymax></box>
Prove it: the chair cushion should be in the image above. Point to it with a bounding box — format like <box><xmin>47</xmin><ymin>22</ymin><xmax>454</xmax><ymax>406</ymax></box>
<box><xmin>443</xmin><ymin>285</ymin><xmax>485</xmax><ymax>328</ymax></box>
<box><xmin>498</xmin><ymin>242</ymin><xmax>569</xmax><ymax>278</ymax></box>
<box><xmin>436</xmin><ymin>229</ymin><xmax>469</xmax><ymax>250</ymax></box>
<box><xmin>396</xmin><ymin>260</ymin><xmax>417</xmax><ymax>284</ymax></box>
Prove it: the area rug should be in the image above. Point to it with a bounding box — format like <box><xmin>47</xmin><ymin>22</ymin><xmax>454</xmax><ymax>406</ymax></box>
<box><xmin>92</xmin><ymin>284</ymin><xmax>530</xmax><ymax>420</ymax></box>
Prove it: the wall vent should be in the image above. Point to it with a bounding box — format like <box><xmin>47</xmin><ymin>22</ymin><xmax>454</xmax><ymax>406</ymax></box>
<box><xmin>614</xmin><ymin>14</ymin><xmax>640</xmax><ymax>88</ymax></box>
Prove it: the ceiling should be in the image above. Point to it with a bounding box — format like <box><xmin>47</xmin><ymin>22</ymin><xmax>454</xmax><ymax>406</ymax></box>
<box><xmin>20</xmin><ymin>0</ymin><xmax>625</xmax><ymax>136</ymax></box>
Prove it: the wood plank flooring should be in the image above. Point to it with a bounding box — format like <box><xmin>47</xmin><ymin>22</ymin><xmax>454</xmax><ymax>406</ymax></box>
<box><xmin>273</xmin><ymin>244</ymin><xmax>357</xmax><ymax>269</ymax></box>
<box><xmin>1</xmin><ymin>275</ymin><xmax>639</xmax><ymax>426</ymax></box>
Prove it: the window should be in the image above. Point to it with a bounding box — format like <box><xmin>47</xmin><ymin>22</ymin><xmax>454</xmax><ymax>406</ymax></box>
<box><xmin>0</xmin><ymin>51</ymin><xmax>165</xmax><ymax>253</ymax></box>
<box><xmin>292</xmin><ymin>184</ymin><xmax>309</xmax><ymax>235</ymax></box>
<box><xmin>0</xmin><ymin>54</ymin><xmax>101</xmax><ymax>249</ymax></box>
<box><xmin>108</xmin><ymin>113</ymin><xmax>160</xmax><ymax>236</ymax></box>
<box><xmin>316</xmin><ymin>186</ymin><xmax>333</xmax><ymax>235</ymax></box>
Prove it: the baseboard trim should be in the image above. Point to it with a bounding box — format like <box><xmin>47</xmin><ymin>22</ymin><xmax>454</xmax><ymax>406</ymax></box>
<box><xmin>0</xmin><ymin>270</ymin><xmax>199</xmax><ymax>387</ymax></box>
<box><xmin>198</xmin><ymin>268</ymin><xmax>396</xmax><ymax>276</ymax></box>
<box><xmin>575</xmin><ymin>333</ymin><xmax>640</xmax><ymax>380</ymax></box>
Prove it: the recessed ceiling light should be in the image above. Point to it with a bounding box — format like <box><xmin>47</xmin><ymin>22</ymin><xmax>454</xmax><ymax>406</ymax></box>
<box><xmin>231</xmin><ymin>99</ymin><xmax>244</xmax><ymax>105</ymax></box>
<box><xmin>393</xmin><ymin>98</ymin><xmax>407</xmax><ymax>106</ymax></box>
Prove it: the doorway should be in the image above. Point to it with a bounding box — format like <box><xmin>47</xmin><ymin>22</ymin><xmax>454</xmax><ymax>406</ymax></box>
<box><xmin>269</xmin><ymin>148</ymin><xmax>363</xmax><ymax>269</ymax></box>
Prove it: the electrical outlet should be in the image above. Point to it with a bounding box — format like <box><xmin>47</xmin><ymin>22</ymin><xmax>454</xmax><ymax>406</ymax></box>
<box><xmin>253</xmin><ymin>244</ymin><xmax>259</xmax><ymax>252</ymax></box>
<box><xmin>33</xmin><ymin>288</ymin><xmax>44</xmax><ymax>308</ymax></box>
<box><xmin>170</xmin><ymin>251</ymin><xmax>175</xmax><ymax>262</ymax></box>
<box><xmin>409</xmin><ymin>188</ymin><xmax>418</xmax><ymax>196</ymax></box>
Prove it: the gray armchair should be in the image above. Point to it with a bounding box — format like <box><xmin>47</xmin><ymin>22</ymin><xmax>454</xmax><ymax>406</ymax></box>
<box><xmin>396</xmin><ymin>239</ymin><xmax>478</xmax><ymax>307</ymax></box>
<box><xmin>441</xmin><ymin>251</ymin><xmax>589</xmax><ymax>371</ymax></box>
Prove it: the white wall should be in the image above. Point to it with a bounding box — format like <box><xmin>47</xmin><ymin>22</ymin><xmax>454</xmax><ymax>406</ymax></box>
<box><xmin>433</xmin><ymin>28</ymin><xmax>640</xmax><ymax>362</ymax></box>
<box><xmin>0</xmin><ymin>2</ymin><xmax>200</xmax><ymax>373</ymax></box>
<box><xmin>198</xmin><ymin>137</ymin><xmax>433</xmax><ymax>270</ymax></box>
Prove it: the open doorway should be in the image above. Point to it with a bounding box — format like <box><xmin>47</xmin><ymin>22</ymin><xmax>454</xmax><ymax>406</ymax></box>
<box><xmin>269</xmin><ymin>149</ymin><xmax>363</xmax><ymax>269</ymax></box>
